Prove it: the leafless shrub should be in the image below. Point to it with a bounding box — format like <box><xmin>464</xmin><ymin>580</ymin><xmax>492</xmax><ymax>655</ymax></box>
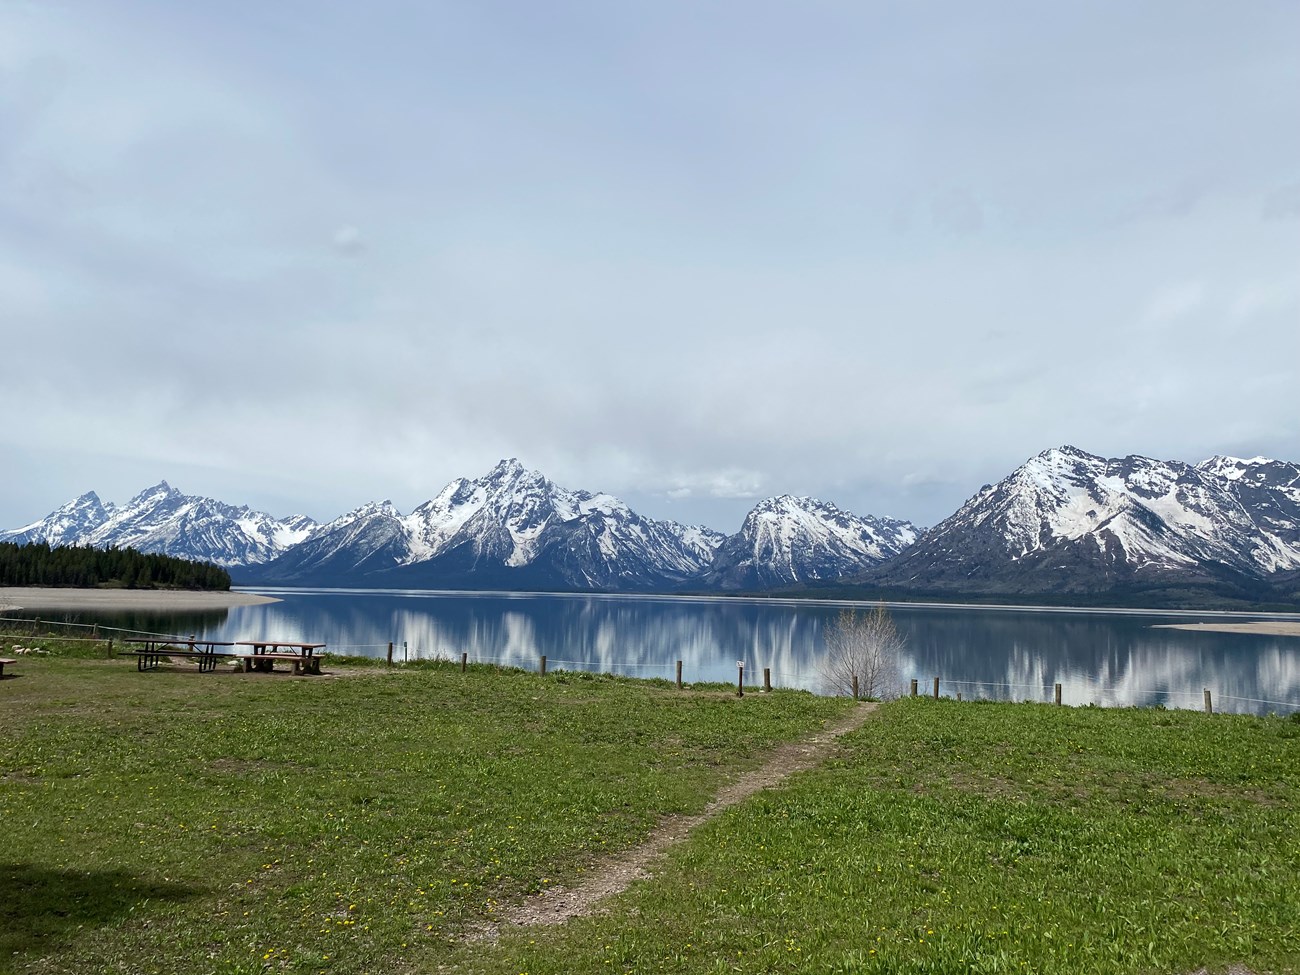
<box><xmin>818</xmin><ymin>604</ymin><xmax>905</xmax><ymax>700</ymax></box>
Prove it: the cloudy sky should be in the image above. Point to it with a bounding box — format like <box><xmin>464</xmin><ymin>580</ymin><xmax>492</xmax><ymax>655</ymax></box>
<box><xmin>3</xmin><ymin>1</ymin><xmax>1298</xmax><ymax>534</ymax></box>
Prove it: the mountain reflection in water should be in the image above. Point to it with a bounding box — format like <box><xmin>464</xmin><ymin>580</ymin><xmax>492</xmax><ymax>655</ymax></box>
<box><xmin>38</xmin><ymin>589</ymin><xmax>1300</xmax><ymax>715</ymax></box>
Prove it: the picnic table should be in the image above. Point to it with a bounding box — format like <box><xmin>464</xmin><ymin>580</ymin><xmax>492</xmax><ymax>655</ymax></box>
<box><xmin>124</xmin><ymin>638</ymin><xmax>237</xmax><ymax>673</ymax></box>
<box><xmin>234</xmin><ymin>641</ymin><xmax>326</xmax><ymax>675</ymax></box>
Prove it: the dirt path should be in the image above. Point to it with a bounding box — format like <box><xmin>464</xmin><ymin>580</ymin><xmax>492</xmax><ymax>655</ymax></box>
<box><xmin>471</xmin><ymin>702</ymin><xmax>877</xmax><ymax>942</ymax></box>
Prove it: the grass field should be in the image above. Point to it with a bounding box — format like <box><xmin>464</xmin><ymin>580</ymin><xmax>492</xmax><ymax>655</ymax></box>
<box><xmin>1</xmin><ymin>644</ymin><xmax>848</xmax><ymax>975</ymax></box>
<box><xmin>4</xmin><ymin>643</ymin><xmax>1298</xmax><ymax>975</ymax></box>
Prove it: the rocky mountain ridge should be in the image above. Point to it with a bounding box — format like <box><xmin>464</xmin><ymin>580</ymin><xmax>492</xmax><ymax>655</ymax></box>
<box><xmin>7</xmin><ymin>446</ymin><xmax>1300</xmax><ymax>604</ymax></box>
<box><xmin>862</xmin><ymin>446</ymin><xmax>1300</xmax><ymax>603</ymax></box>
<box><xmin>701</xmin><ymin>495</ymin><xmax>917</xmax><ymax>590</ymax></box>
<box><xmin>4</xmin><ymin>460</ymin><xmax>913</xmax><ymax>592</ymax></box>
<box><xmin>1</xmin><ymin>482</ymin><xmax>316</xmax><ymax>568</ymax></box>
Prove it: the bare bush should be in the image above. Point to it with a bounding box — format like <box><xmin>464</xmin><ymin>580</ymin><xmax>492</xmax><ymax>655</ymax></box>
<box><xmin>818</xmin><ymin>604</ymin><xmax>905</xmax><ymax>700</ymax></box>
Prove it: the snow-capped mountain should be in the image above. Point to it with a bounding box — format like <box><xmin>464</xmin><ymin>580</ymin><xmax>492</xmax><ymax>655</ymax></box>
<box><xmin>1198</xmin><ymin>455</ymin><xmax>1300</xmax><ymax>557</ymax></box>
<box><xmin>3</xmin><ymin>492</ymin><xmax>116</xmax><ymax>549</ymax></box>
<box><xmin>0</xmin><ymin>482</ymin><xmax>318</xmax><ymax>567</ymax></box>
<box><xmin>12</xmin><ymin>448</ymin><xmax>1300</xmax><ymax>603</ymax></box>
<box><xmin>246</xmin><ymin>460</ymin><xmax>728</xmax><ymax>591</ymax></box>
<box><xmin>700</xmin><ymin>495</ymin><xmax>919</xmax><ymax>590</ymax></box>
<box><xmin>868</xmin><ymin>446</ymin><xmax>1300</xmax><ymax>599</ymax></box>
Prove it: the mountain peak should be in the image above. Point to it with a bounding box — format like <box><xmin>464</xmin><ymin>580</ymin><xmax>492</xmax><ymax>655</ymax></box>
<box><xmin>702</xmin><ymin>493</ymin><xmax>918</xmax><ymax>590</ymax></box>
<box><xmin>875</xmin><ymin>445</ymin><xmax>1300</xmax><ymax>596</ymax></box>
<box><xmin>1199</xmin><ymin>455</ymin><xmax>1275</xmax><ymax>481</ymax></box>
<box><xmin>488</xmin><ymin>458</ymin><xmax>527</xmax><ymax>479</ymax></box>
<box><xmin>129</xmin><ymin>480</ymin><xmax>180</xmax><ymax>504</ymax></box>
<box><xmin>1034</xmin><ymin>445</ymin><xmax>1102</xmax><ymax>466</ymax></box>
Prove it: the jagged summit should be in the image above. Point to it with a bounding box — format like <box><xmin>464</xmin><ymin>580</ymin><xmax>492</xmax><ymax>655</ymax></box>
<box><xmin>247</xmin><ymin>460</ymin><xmax>728</xmax><ymax>591</ymax></box>
<box><xmin>0</xmin><ymin>484</ymin><xmax>317</xmax><ymax>567</ymax></box>
<box><xmin>9</xmin><ymin>447</ymin><xmax>1300</xmax><ymax>602</ymax></box>
<box><xmin>701</xmin><ymin>493</ymin><xmax>918</xmax><ymax>591</ymax></box>
<box><xmin>869</xmin><ymin>445</ymin><xmax>1300</xmax><ymax>597</ymax></box>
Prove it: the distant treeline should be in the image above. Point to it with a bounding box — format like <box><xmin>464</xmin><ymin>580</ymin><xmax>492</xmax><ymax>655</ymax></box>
<box><xmin>0</xmin><ymin>542</ymin><xmax>231</xmax><ymax>591</ymax></box>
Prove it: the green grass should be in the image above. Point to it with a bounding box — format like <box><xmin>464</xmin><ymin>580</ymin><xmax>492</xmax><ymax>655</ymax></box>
<box><xmin>6</xmin><ymin>650</ymin><xmax>1299</xmax><ymax>975</ymax></box>
<box><xmin>451</xmin><ymin>699</ymin><xmax>1300</xmax><ymax>975</ymax></box>
<box><xmin>1</xmin><ymin>652</ymin><xmax>848</xmax><ymax>975</ymax></box>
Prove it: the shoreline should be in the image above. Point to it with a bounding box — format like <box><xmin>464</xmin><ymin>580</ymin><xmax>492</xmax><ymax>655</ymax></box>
<box><xmin>0</xmin><ymin>587</ymin><xmax>281</xmax><ymax>612</ymax></box>
<box><xmin>1152</xmin><ymin>621</ymin><xmax>1300</xmax><ymax>638</ymax></box>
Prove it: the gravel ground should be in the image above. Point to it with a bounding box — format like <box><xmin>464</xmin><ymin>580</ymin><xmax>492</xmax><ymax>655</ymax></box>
<box><xmin>0</xmin><ymin>587</ymin><xmax>279</xmax><ymax>612</ymax></box>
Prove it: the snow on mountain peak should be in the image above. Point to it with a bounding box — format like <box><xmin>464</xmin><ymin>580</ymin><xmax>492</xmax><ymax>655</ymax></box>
<box><xmin>1198</xmin><ymin>455</ymin><xmax>1276</xmax><ymax>481</ymax></box>
<box><xmin>701</xmin><ymin>493</ymin><xmax>918</xmax><ymax>589</ymax></box>
<box><xmin>900</xmin><ymin>445</ymin><xmax>1300</xmax><ymax>592</ymax></box>
<box><xmin>1</xmin><ymin>483</ymin><xmax>317</xmax><ymax>566</ymax></box>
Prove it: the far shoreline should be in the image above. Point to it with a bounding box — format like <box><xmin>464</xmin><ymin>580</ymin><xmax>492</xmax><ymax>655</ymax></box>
<box><xmin>0</xmin><ymin>587</ymin><xmax>281</xmax><ymax>612</ymax></box>
<box><xmin>1151</xmin><ymin>620</ymin><xmax>1300</xmax><ymax>638</ymax></box>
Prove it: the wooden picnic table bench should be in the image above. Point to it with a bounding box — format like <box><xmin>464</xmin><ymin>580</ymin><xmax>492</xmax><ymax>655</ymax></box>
<box><xmin>234</xmin><ymin>641</ymin><xmax>326</xmax><ymax>676</ymax></box>
<box><xmin>124</xmin><ymin>639</ymin><xmax>237</xmax><ymax>674</ymax></box>
<box><xmin>0</xmin><ymin>657</ymin><xmax>17</xmax><ymax>678</ymax></box>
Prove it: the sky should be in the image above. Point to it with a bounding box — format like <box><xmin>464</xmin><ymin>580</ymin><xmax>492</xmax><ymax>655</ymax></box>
<box><xmin>2</xmin><ymin>0</ymin><xmax>1298</xmax><ymax>535</ymax></box>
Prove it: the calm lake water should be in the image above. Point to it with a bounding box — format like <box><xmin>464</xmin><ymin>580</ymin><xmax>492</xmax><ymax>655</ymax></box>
<box><xmin>35</xmin><ymin>588</ymin><xmax>1300</xmax><ymax>716</ymax></box>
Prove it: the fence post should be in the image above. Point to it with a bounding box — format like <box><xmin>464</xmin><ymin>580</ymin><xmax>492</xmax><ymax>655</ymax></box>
<box><xmin>107</xmin><ymin>638</ymin><xmax>113</xmax><ymax>659</ymax></box>
<box><xmin>736</xmin><ymin>662</ymin><xmax>744</xmax><ymax>698</ymax></box>
<box><xmin>540</xmin><ymin>655</ymin><xmax>547</xmax><ymax>677</ymax></box>
<box><xmin>933</xmin><ymin>677</ymin><xmax>940</xmax><ymax>700</ymax></box>
<box><xmin>1204</xmin><ymin>689</ymin><xmax>1213</xmax><ymax>714</ymax></box>
<box><xmin>763</xmin><ymin>667</ymin><xmax>771</xmax><ymax>693</ymax></box>
<box><xmin>386</xmin><ymin>642</ymin><xmax>393</xmax><ymax>667</ymax></box>
<box><xmin>957</xmin><ymin>692</ymin><xmax>962</xmax><ymax>702</ymax></box>
<box><xmin>1054</xmin><ymin>683</ymin><xmax>1062</xmax><ymax>705</ymax></box>
<box><xmin>461</xmin><ymin>651</ymin><xmax>468</xmax><ymax>673</ymax></box>
<box><xmin>852</xmin><ymin>674</ymin><xmax>859</xmax><ymax>701</ymax></box>
<box><xmin>910</xmin><ymin>678</ymin><xmax>918</xmax><ymax>697</ymax></box>
<box><xmin>676</xmin><ymin>659</ymin><xmax>683</xmax><ymax>690</ymax></box>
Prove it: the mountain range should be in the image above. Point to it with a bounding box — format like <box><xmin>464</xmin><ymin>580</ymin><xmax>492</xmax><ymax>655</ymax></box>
<box><xmin>858</xmin><ymin>446</ymin><xmax>1300</xmax><ymax>606</ymax></box>
<box><xmin>6</xmin><ymin>446</ymin><xmax>1300</xmax><ymax>606</ymax></box>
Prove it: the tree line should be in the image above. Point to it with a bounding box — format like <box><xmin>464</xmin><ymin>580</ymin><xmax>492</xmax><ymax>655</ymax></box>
<box><xmin>0</xmin><ymin>541</ymin><xmax>231</xmax><ymax>591</ymax></box>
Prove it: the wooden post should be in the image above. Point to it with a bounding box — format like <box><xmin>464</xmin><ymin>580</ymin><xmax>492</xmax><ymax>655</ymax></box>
<box><xmin>763</xmin><ymin>667</ymin><xmax>771</xmax><ymax>693</ymax></box>
<box><xmin>675</xmin><ymin>659</ymin><xmax>683</xmax><ymax>690</ymax></box>
<box><xmin>92</xmin><ymin>624</ymin><xmax>98</xmax><ymax>639</ymax></box>
<box><xmin>1054</xmin><ymin>683</ymin><xmax>1062</xmax><ymax>705</ymax></box>
<box><xmin>540</xmin><ymin>654</ymin><xmax>547</xmax><ymax>677</ymax></box>
<box><xmin>910</xmin><ymin>678</ymin><xmax>918</xmax><ymax>697</ymax></box>
<box><xmin>461</xmin><ymin>651</ymin><xmax>468</xmax><ymax>673</ymax></box>
<box><xmin>386</xmin><ymin>642</ymin><xmax>393</xmax><ymax>667</ymax></box>
<box><xmin>957</xmin><ymin>692</ymin><xmax>962</xmax><ymax>702</ymax></box>
<box><xmin>1204</xmin><ymin>689</ymin><xmax>1213</xmax><ymax>714</ymax></box>
<box><xmin>852</xmin><ymin>675</ymin><xmax>859</xmax><ymax>701</ymax></box>
<box><xmin>107</xmin><ymin>638</ymin><xmax>113</xmax><ymax>659</ymax></box>
<box><xmin>933</xmin><ymin>677</ymin><xmax>940</xmax><ymax>699</ymax></box>
<box><xmin>736</xmin><ymin>662</ymin><xmax>744</xmax><ymax>698</ymax></box>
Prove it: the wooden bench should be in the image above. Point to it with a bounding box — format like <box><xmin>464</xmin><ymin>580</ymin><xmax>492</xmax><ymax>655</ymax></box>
<box><xmin>236</xmin><ymin>652</ymin><xmax>322</xmax><ymax>676</ymax></box>
<box><xmin>235</xmin><ymin>641</ymin><xmax>325</xmax><ymax>676</ymax></box>
<box><xmin>0</xmin><ymin>657</ymin><xmax>16</xmax><ymax>678</ymax></box>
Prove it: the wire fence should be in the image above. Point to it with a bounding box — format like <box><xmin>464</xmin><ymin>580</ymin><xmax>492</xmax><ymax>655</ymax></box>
<box><xmin>0</xmin><ymin>613</ymin><xmax>194</xmax><ymax>641</ymax></box>
<box><xmin>5</xmin><ymin>613</ymin><xmax>1297</xmax><ymax>716</ymax></box>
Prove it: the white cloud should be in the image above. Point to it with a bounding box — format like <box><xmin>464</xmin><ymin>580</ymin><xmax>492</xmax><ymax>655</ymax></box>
<box><xmin>332</xmin><ymin>225</ymin><xmax>365</xmax><ymax>256</ymax></box>
<box><xmin>1140</xmin><ymin>282</ymin><xmax>1207</xmax><ymax>327</ymax></box>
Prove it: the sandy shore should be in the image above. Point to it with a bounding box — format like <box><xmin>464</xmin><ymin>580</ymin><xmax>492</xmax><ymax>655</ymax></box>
<box><xmin>0</xmin><ymin>588</ymin><xmax>280</xmax><ymax>612</ymax></box>
<box><xmin>1153</xmin><ymin>621</ymin><xmax>1300</xmax><ymax>638</ymax></box>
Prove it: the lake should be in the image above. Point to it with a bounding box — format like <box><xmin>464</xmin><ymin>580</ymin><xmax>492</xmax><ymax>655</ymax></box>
<box><xmin>32</xmin><ymin>587</ymin><xmax>1300</xmax><ymax>716</ymax></box>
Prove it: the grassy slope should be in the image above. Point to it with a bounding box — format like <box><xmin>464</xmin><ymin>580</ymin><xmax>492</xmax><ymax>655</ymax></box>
<box><xmin>2</xmin><ymin>650</ymin><xmax>848</xmax><ymax>975</ymax></box>
<box><xmin>5</xmin><ymin>650</ymin><xmax>1298</xmax><ymax>975</ymax></box>
<box><xmin>455</xmin><ymin>699</ymin><xmax>1300</xmax><ymax>975</ymax></box>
